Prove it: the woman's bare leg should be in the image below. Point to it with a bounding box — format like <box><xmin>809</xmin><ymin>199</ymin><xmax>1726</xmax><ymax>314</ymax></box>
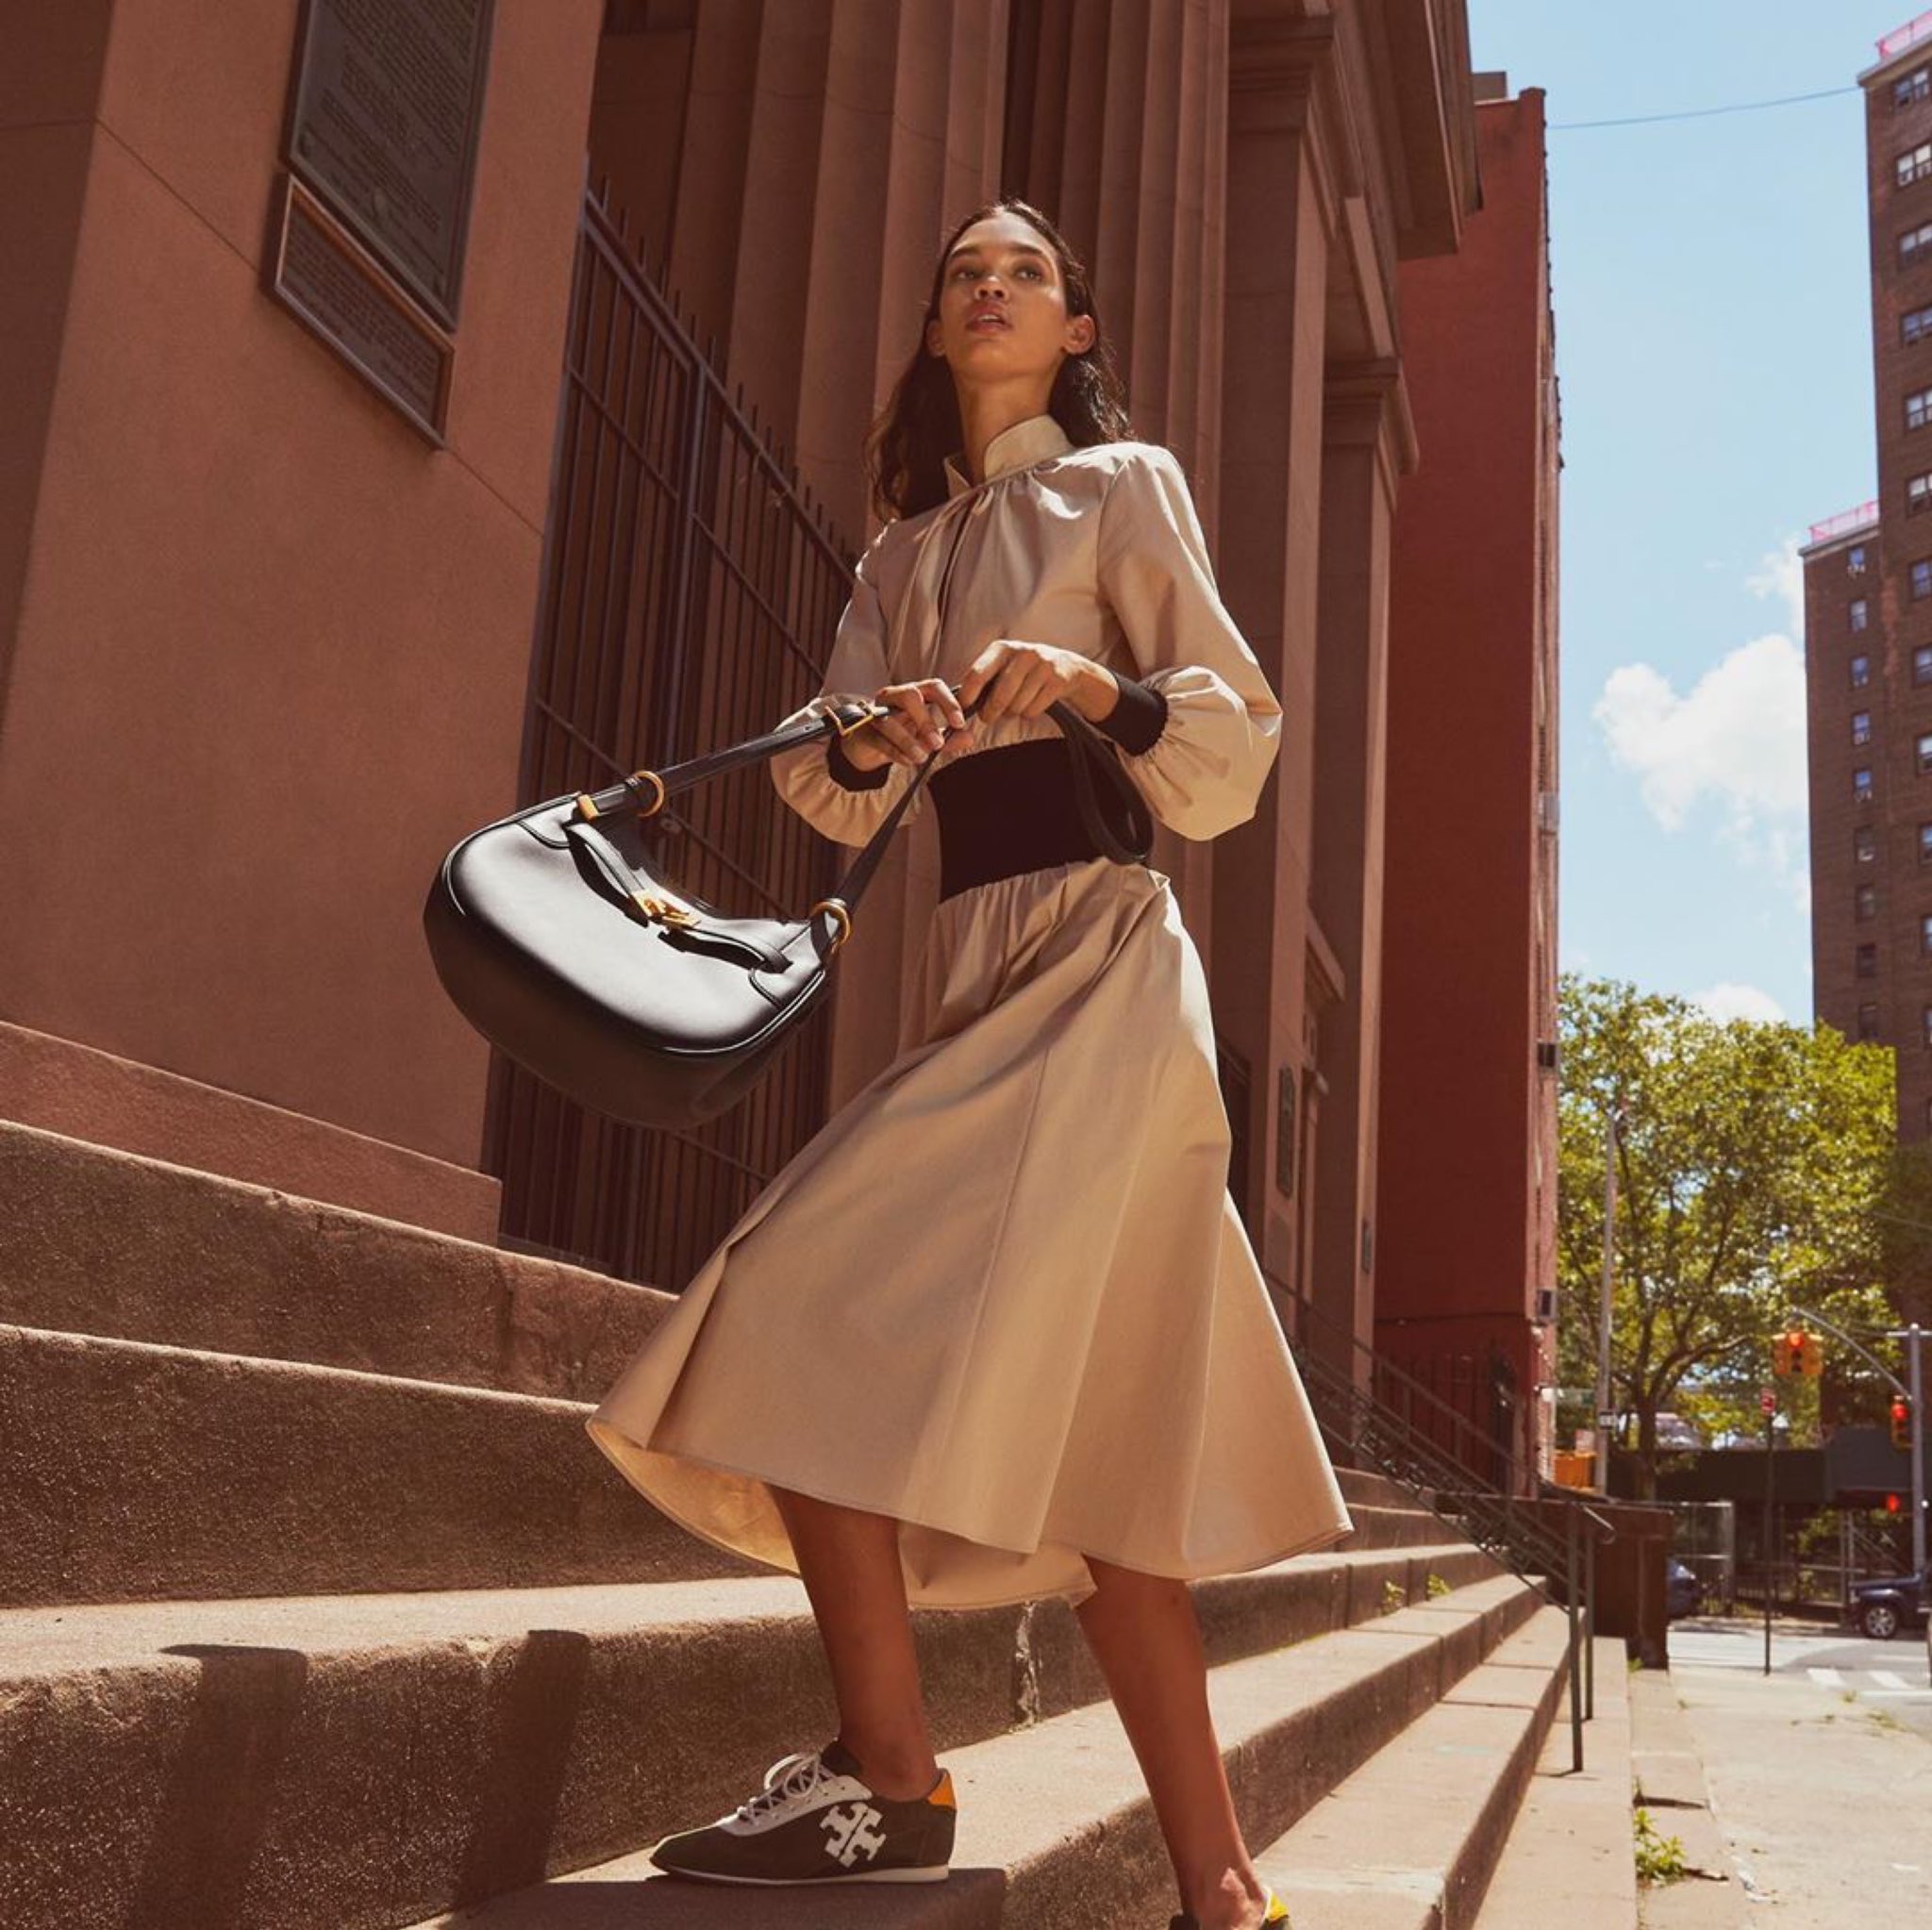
<box><xmin>769</xmin><ymin>1485</ymin><xmax>940</xmax><ymax>1800</ymax></box>
<box><xmin>1074</xmin><ymin>1554</ymin><xmax>1272</xmax><ymax>1930</ymax></box>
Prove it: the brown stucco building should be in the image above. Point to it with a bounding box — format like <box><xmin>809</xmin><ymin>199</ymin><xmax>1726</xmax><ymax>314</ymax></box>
<box><xmin>1375</xmin><ymin>77</ymin><xmax>1562</xmax><ymax>1477</ymax></box>
<box><xmin>1805</xmin><ymin>11</ymin><xmax>1932</xmax><ymax>1138</ymax></box>
<box><xmin>1</xmin><ymin>4</ymin><xmax>1564</xmax><ymax>1437</ymax></box>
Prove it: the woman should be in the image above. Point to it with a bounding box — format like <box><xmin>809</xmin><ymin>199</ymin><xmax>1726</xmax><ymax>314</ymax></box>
<box><xmin>585</xmin><ymin>199</ymin><xmax>1351</xmax><ymax>1930</ymax></box>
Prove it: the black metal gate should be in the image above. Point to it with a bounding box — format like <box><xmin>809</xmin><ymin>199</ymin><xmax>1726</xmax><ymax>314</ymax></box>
<box><xmin>487</xmin><ymin>185</ymin><xmax>858</xmax><ymax>1289</ymax></box>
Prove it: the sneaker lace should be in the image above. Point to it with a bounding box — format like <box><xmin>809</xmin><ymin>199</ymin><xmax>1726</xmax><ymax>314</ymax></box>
<box><xmin>733</xmin><ymin>1749</ymin><xmax>836</xmax><ymax>1823</ymax></box>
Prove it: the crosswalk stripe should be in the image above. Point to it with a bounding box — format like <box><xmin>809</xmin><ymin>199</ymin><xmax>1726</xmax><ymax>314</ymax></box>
<box><xmin>1807</xmin><ymin>1667</ymin><xmax>1843</xmax><ymax>1688</ymax></box>
<box><xmin>1872</xmin><ymin>1670</ymin><xmax>1911</xmax><ymax>1691</ymax></box>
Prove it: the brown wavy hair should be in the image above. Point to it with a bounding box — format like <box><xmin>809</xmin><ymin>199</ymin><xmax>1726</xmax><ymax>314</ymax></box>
<box><xmin>864</xmin><ymin>199</ymin><xmax>1132</xmax><ymax>523</ymax></box>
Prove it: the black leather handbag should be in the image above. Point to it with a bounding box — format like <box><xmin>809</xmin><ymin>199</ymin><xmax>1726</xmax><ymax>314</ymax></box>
<box><xmin>422</xmin><ymin>687</ymin><xmax>1153</xmax><ymax>1130</ymax></box>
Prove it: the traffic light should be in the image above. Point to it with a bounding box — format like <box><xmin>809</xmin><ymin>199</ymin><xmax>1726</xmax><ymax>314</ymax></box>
<box><xmin>1887</xmin><ymin>1493</ymin><xmax>1903</xmax><ymax>1515</ymax></box>
<box><xmin>1891</xmin><ymin>1394</ymin><xmax>1914</xmax><ymax>1451</ymax></box>
<box><xmin>1774</xmin><ymin>1329</ymin><xmax>1824</xmax><ymax>1378</ymax></box>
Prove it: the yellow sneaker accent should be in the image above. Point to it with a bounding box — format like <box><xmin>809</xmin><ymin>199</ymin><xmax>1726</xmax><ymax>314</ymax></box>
<box><xmin>1264</xmin><ymin>1893</ymin><xmax>1291</xmax><ymax>1924</ymax></box>
<box><xmin>927</xmin><ymin>1768</ymin><xmax>957</xmax><ymax>1809</ymax></box>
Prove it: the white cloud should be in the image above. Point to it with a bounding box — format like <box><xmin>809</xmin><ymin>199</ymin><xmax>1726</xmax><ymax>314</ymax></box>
<box><xmin>1593</xmin><ymin>633</ymin><xmax>1807</xmax><ymax>833</ymax></box>
<box><xmin>1692</xmin><ymin>982</ymin><xmax>1786</xmax><ymax>1025</ymax></box>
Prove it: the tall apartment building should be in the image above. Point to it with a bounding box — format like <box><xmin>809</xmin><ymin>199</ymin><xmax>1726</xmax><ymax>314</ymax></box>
<box><xmin>1804</xmin><ymin>9</ymin><xmax>1932</xmax><ymax>1140</ymax></box>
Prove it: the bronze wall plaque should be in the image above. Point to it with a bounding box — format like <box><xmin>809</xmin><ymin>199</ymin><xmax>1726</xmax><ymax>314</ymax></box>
<box><xmin>269</xmin><ymin>175</ymin><xmax>453</xmax><ymax>440</ymax></box>
<box><xmin>284</xmin><ymin>0</ymin><xmax>494</xmax><ymax>328</ymax></box>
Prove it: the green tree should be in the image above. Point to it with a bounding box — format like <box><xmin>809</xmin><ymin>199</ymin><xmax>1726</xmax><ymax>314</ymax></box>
<box><xmin>1557</xmin><ymin>975</ymin><xmax>1894</xmax><ymax>1497</ymax></box>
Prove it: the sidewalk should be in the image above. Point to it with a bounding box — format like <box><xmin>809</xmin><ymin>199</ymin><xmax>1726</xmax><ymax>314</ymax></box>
<box><xmin>1633</xmin><ymin>1648</ymin><xmax>1932</xmax><ymax>1926</ymax></box>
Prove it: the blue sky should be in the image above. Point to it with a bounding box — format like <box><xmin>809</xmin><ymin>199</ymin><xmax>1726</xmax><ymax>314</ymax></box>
<box><xmin>1467</xmin><ymin>1</ymin><xmax>1909</xmax><ymax>1023</ymax></box>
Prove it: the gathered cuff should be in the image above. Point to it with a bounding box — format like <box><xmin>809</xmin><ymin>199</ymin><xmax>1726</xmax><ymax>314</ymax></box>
<box><xmin>825</xmin><ymin>730</ymin><xmax>891</xmax><ymax>791</ymax></box>
<box><xmin>1088</xmin><ymin>674</ymin><xmax>1169</xmax><ymax>755</ymax></box>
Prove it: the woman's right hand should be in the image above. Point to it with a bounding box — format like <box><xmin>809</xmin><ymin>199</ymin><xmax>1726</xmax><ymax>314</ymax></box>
<box><xmin>840</xmin><ymin>677</ymin><xmax>974</xmax><ymax>772</ymax></box>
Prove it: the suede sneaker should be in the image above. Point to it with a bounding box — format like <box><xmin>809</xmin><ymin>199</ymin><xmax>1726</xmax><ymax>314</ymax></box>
<box><xmin>647</xmin><ymin>1737</ymin><xmax>956</xmax><ymax>1886</ymax></box>
<box><xmin>1169</xmin><ymin>1891</ymin><xmax>1291</xmax><ymax>1929</ymax></box>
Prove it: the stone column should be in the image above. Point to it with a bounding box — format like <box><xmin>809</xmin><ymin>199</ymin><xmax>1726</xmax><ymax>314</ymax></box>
<box><xmin>1208</xmin><ymin>8</ymin><xmax>1337</xmax><ymax>1307</ymax></box>
<box><xmin>1308</xmin><ymin>363</ymin><xmax>1412</xmax><ymax>1372</ymax></box>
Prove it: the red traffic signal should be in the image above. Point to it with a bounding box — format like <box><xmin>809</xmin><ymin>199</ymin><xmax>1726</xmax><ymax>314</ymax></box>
<box><xmin>1891</xmin><ymin>1395</ymin><xmax>1914</xmax><ymax>1452</ymax></box>
<box><xmin>1773</xmin><ymin>1329</ymin><xmax>1823</xmax><ymax>1378</ymax></box>
<box><xmin>1887</xmin><ymin>1492</ymin><xmax>1903</xmax><ymax>1514</ymax></box>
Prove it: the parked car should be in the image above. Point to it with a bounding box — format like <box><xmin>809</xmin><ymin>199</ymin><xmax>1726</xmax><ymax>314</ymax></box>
<box><xmin>1666</xmin><ymin>1557</ymin><xmax>1704</xmax><ymax>1621</ymax></box>
<box><xmin>1846</xmin><ymin>1569</ymin><xmax>1929</xmax><ymax>1640</ymax></box>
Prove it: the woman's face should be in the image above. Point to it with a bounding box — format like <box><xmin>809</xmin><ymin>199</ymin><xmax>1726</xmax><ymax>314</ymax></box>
<box><xmin>924</xmin><ymin>211</ymin><xmax>1096</xmax><ymax>389</ymax></box>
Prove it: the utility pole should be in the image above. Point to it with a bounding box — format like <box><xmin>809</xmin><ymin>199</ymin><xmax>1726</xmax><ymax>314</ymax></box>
<box><xmin>1884</xmin><ymin>1322</ymin><xmax>1927</xmax><ymax>1584</ymax></box>
<box><xmin>1596</xmin><ymin>1102</ymin><xmax>1618</xmax><ymax>1455</ymax></box>
<box><xmin>1762</xmin><ymin>1384</ymin><xmax>1776</xmax><ymax>1678</ymax></box>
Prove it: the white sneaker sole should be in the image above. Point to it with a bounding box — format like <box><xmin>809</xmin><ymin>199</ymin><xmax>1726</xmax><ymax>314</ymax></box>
<box><xmin>651</xmin><ymin>1862</ymin><xmax>951</xmax><ymax>1885</ymax></box>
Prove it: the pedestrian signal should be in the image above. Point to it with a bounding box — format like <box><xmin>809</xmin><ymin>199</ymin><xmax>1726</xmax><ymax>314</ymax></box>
<box><xmin>1891</xmin><ymin>1394</ymin><xmax>1913</xmax><ymax>1451</ymax></box>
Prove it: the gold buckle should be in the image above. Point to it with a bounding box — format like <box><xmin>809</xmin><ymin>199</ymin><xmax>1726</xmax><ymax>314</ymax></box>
<box><xmin>809</xmin><ymin>897</ymin><xmax>852</xmax><ymax>951</ymax></box>
<box><xmin>573</xmin><ymin>767</ymin><xmax>664</xmax><ymax>822</ymax></box>
<box><xmin>630</xmin><ymin>890</ymin><xmax>700</xmax><ymax>928</ymax></box>
<box><xmin>828</xmin><ymin>702</ymin><xmax>887</xmax><ymax>739</ymax></box>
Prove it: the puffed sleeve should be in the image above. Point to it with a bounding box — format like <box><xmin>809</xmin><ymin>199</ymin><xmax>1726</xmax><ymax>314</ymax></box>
<box><xmin>766</xmin><ymin>525</ymin><xmax>920</xmax><ymax>846</ymax></box>
<box><xmin>1095</xmin><ymin>445</ymin><xmax>1283</xmax><ymax>840</ymax></box>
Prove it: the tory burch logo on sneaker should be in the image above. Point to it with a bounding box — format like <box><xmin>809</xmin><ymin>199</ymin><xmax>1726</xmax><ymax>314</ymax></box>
<box><xmin>821</xmin><ymin>1802</ymin><xmax>887</xmax><ymax>1866</ymax></box>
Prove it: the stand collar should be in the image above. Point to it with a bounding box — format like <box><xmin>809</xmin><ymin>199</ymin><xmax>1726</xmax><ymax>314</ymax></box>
<box><xmin>943</xmin><ymin>413</ymin><xmax>1075</xmax><ymax>499</ymax></box>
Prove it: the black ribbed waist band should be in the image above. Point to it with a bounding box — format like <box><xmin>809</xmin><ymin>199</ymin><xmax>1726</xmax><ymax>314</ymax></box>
<box><xmin>927</xmin><ymin>739</ymin><xmax>1113</xmax><ymax>901</ymax></box>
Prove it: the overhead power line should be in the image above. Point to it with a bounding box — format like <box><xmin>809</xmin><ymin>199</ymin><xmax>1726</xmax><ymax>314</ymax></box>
<box><xmin>1550</xmin><ymin>84</ymin><xmax>1860</xmax><ymax>131</ymax></box>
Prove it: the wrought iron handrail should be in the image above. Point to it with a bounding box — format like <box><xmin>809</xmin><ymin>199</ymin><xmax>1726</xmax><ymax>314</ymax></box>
<box><xmin>1272</xmin><ymin>1273</ymin><xmax>1611</xmax><ymax>1768</ymax></box>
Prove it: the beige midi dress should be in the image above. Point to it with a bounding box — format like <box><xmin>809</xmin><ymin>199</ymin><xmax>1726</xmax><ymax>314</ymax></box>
<box><xmin>585</xmin><ymin>411</ymin><xmax>1353</xmax><ymax>1610</ymax></box>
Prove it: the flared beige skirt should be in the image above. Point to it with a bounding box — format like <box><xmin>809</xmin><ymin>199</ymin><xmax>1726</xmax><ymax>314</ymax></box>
<box><xmin>585</xmin><ymin>855</ymin><xmax>1353</xmax><ymax>1610</ymax></box>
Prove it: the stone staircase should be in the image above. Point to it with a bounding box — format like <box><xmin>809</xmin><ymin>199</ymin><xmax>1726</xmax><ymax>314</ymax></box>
<box><xmin>0</xmin><ymin>1119</ymin><xmax>1634</xmax><ymax>1928</ymax></box>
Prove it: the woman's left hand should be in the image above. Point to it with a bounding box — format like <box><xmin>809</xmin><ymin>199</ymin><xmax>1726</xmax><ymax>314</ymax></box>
<box><xmin>956</xmin><ymin>640</ymin><xmax>1121</xmax><ymax>726</ymax></box>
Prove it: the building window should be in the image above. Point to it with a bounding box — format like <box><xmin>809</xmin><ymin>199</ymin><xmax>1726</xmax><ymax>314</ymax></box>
<box><xmin>1913</xmin><ymin>390</ymin><xmax>1932</xmax><ymax>434</ymax></box>
<box><xmin>1902</xmin><ymin>142</ymin><xmax>1932</xmax><ymax>189</ymax></box>
<box><xmin>1850</xmin><ymin>543</ymin><xmax>1869</xmax><ymax>574</ymax></box>
<box><xmin>1901</xmin><ymin>66</ymin><xmax>1932</xmax><ymax>108</ymax></box>
<box><xmin>1910</xmin><ymin>472</ymin><xmax>1932</xmax><ymax>514</ymax></box>
<box><xmin>1923</xmin><ymin>912</ymin><xmax>1932</xmax><ymax>954</ymax></box>
<box><xmin>1919</xmin><ymin>730</ymin><xmax>1932</xmax><ymax>773</ymax></box>
<box><xmin>1923</xmin><ymin>1004</ymin><xmax>1932</xmax><ymax>1046</ymax></box>
<box><xmin>1855</xmin><ymin>709</ymin><xmax>1874</xmax><ymax>745</ymax></box>
<box><xmin>1859</xmin><ymin>941</ymin><xmax>1880</xmax><ymax>978</ymax></box>
<box><xmin>1922</xmin><ymin>821</ymin><xmax>1932</xmax><ymax>863</ymax></box>
<box><xmin>1904</xmin><ymin>221</ymin><xmax>1932</xmax><ymax>266</ymax></box>
<box><xmin>1852</xmin><ymin>653</ymin><xmax>1872</xmax><ymax>687</ymax></box>
<box><xmin>1919</xmin><ymin>644</ymin><xmax>1932</xmax><ymax>684</ymax></box>
<box><xmin>1852</xmin><ymin>597</ymin><xmax>1872</xmax><ymax>632</ymax></box>
<box><xmin>1858</xmin><ymin>882</ymin><xmax>1879</xmax><ymax>921</ymax></box>
<box><xmin>1909</xmin><ymin>305</ymin><xmax>1932</xmax><ymax>345</ymax></box>
<box><xmin>1857</xmin><ymin>766</ymin><xmax>1875</xmax><ymax>803</ymax></box>
<box><xmin>1857</xmin><ymin>824</ymin><xmax>1878</xmax><ymax>863</ymax></box>
<box><xmin>1859</xmin><ymin>1002</ymin><xmax>1882</xmax><ymax>1040</ymax></box>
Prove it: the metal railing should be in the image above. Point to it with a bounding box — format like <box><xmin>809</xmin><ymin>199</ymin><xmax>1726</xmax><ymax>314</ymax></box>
<box><xmin>1807</xmin><ymin>501</ymin><xmax>1879</xmax><ymax>545</ymax></box>
<box><xmin>1274</xmin><ymin>1276</ymin><xmax>1614</xmax><ymax>1770</ymax></box>
<box><xmin>487</xmin><ymin>182</ymin><xmax>861</xmax><ymax>1289</ymax></box>
<box><xmin>1882</xmin><ymin>10</ymin><xmax>1932</xmax><ymax>61</ymax></box>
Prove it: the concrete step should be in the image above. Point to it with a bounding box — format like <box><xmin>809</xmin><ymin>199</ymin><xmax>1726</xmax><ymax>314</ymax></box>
<box><xmin>1255</xmin><ymin>1607</ymin><xmax>1576</xmax><ymax>1929</ymax></box>
<box><xmin>0</xmin><ymin>1548</ymin><xmax>1510</xmax><ymax>1930</ymax></box>
<box><xmin>393</xmin><ymin>1572</ymin><xmax>1544</xmax><ymax>1930</ymax></box>
<box><xmin>0</xmin><ymin>1323</ymin><xmax>1454</xmax><ymax>1607</ymax></box>
<box><xmin>1474</xmin><ymin>1639</ymin><xmax>1636</xmax><ymax>1928</ymax></box>
<box><xmin>0</xmin><ymin>1124</ymin><xmax>1450</xmax><ymax>1539</ymax></box>
<box><xmin>0</xmin><ymin>1117</ymin><xmax>665</xmax><ymax>1402</ymax></box>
